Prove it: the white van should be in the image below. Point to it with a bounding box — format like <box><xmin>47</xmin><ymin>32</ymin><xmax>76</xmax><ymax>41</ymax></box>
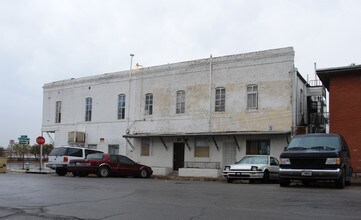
<box><xmin>47</xmin><ymin>146</ymin><xmax>103</xmax><ymax>176</ymax></box>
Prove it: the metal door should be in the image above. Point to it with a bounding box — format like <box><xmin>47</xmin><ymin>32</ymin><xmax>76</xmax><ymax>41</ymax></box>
<box><xmin>173</xmin><ymin>143</ymin><xmax>185</xmax><ymax>171</ymax></box>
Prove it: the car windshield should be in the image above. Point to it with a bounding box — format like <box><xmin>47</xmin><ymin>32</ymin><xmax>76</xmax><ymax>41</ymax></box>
<box><xmin>238</xmin><ymin>156</ymin><xmax>268</xmax><ymax>164</ymax></box>
<box><xmin>288</xmin><ymin>136</ymin><xmax>340</xmax><ymax>151</ymax></box>
<box><xmin>86</xmin><ymin>153</ymin><xmax>104</xmax><ymax>160</ymax></box>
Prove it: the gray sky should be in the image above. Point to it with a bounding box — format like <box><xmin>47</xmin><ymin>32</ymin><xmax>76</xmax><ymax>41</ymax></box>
<box><xmin>1</xmin><ymin>0</ymin><xmax>360</xmax><ymax>147</ymax></box>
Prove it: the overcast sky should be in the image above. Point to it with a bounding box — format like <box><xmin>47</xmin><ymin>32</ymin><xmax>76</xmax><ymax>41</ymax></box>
<box><xmin>1</xmin><ymin>0</ymin><xmax>360</xmax><ymax>147</ymax></box>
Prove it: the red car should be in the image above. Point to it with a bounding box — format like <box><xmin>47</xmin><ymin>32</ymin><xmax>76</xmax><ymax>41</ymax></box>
<box><xmin>68</xmin><ymin>153</ymin><xmax>153</xmax><ymax>178</ymax></box>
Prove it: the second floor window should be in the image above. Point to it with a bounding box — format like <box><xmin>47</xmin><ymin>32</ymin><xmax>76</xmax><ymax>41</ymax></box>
<box><xmin>55</xmin><ymin>101</ymin><xmax>62</xmax><ymax>123</ymax></box>
<box><xmin>85</xmin><ymin>97</ymin><xmax>92</xmax><ymax>121</ymax></box>
<box><xmin>118</xmin><ymin>94</ymin><xmax>126</xmax><ymax>120</ymax></box>
<box><xmin>176</xmin><ymin>90</ymin><xmax>185</xmax><ymax>114</ymax></box>
<box><xmin>215</xmin><ymin>87</ymin><xmax>226</xmax><ymax>112</ymax></box>
<box><xmin>247</xmin><ymin>84</ymin><xmax>258</xmax><ymax>109</ymax></box>
<box><xmin>145</xmin><ymin>93</ymin><xmax>153</xmax><ymax>115</ymax></box>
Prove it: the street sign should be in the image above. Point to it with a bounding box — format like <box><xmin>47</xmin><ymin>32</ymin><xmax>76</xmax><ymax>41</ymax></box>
<box><xmin>36</xmin><ymin>136</ymin><xmax>45</xmax><ymax>145</ymax></box>
<box><xmin>18</xmin><ymin>135</ymin><xmax>30</xmax><ymax>145</ymax></box>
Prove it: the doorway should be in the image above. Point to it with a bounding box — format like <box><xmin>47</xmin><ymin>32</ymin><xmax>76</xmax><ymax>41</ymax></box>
<box><xmin>223</xmin><ymin>142</ymin><xmax>237</xmax><ymax>167</ymax></box>
<box><xmin>173</xmin><ymin>143</ymin><xmax>185</xmax><ymax>171</ymax></box>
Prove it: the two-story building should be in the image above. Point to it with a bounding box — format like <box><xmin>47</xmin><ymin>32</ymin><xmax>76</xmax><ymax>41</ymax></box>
<box><xmin>42</xmin><ymin>47</ymin><xmax>324</xmax><ymax>177</ymax></box>
<box><xmin>317</xmin><ymin>64</ymin><xmax>361</xmax><ymax>173</ymax></box>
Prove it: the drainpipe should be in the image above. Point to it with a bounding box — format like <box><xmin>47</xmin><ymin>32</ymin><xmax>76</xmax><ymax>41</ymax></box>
<box><xmin>291</xmin><ymin>67</ymin><xmax>298</xmax><ymax>136</ymax></box>
<box><xmin>208</xmin><ymin>55</ymin><xmax>213</xmax><ymax>130</ymax></box>
<box><xmin>126</xmin><ymin>54</ymin><xmax>134</xmax><ymax>156</ymax></box>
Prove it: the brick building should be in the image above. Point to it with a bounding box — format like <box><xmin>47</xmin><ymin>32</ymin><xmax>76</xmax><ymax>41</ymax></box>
<box><xmin>317</xmin><ymin>65</ymin><xmax>361</xmax><ymax>173</ymax></box>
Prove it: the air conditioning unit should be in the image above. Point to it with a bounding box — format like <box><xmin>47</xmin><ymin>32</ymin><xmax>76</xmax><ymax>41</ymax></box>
<box><xmin>68</xmin><ymin>131</ymin><xmax>86</xmax><ymax>143</ymax></box>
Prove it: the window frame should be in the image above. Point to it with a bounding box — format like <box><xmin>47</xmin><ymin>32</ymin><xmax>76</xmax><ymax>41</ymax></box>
<box><xmin>141</xmin><ymin>138</ymin><xmax>151</xmax><ymax>156</ymax></box>
<box><xmin>85</xmin><ymin>97</ymin><xmax>92</xmax><ymax>122</ymax></box>
<box><xmin>176</xmin><ymin>90</ymin><xmax>185</xmax><ymax>114</ymax></box>
<box><xmin>215</xmin><ymin>87</ymin><xmax>226</xmax><ymax>112</ymax></box>
<box><xmin>145</xmin><ymin>93</ymin><xmax>153</xmax><ymax>116</ymax></box>
<box><xmin>194</xmin><ymin>137</ymin><xmax>210</xmax><ymax>158</ymax></box>
<box><xmin>118</xmin><ymin>94</ymin><xmax>126</xmax><ymax>120</ymax></box>
<box><xmin>55</xmin><ymin>101</ymin><xmax>62</xmax><ymax>123</ymax></box>
<box><xmin>246</xmin><ymin>140</ymin><xmax>270</xmax><ymax>155</ymax></box>
<box><xmin>246</xmin><ymin>84</ymin><xmax>258</xmax><ymax>109</ymax></box>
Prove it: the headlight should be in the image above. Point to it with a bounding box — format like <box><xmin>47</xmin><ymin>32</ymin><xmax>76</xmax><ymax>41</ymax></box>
<box><xmin>325</xmin><ymin>158</ymin><xmax>340</xmax><ymax>165</ymax></box>
<box><xmin>251</xmin><ymin>166</ymin><xmax>258</xmax><ymax>171</ymax></box>
<box><xmin>224</xmin><ymin>166</ymin><xmax>230</xmax><ymax>171</ymax></box>
<box><xmin>280</xmin><ymin>158</ymin><xmax>290</xmax><ymax>165</ymax></box>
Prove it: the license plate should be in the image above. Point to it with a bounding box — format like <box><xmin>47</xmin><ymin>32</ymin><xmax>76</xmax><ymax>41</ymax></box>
<box><xmin>301</xmin><ymin>171</ymin><xmax>312</xmax><ymax>176</ymax></box>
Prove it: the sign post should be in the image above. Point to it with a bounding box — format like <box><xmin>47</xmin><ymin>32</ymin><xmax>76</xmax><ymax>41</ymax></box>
<box><xmin>18</xmin><ymin>135</ymin><xmax>30</xmax><ymax>170</ymax></box>
<box><xmin>36</xmin><ymin>136</ymin><xmax>45</xmax><ymax>171</ymax></box>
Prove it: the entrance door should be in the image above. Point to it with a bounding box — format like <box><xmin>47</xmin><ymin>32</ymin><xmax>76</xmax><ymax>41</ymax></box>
<box><xmin>173</xmin><ymin>143</ymin><xmax>185</xmax><ymax>171</ymax></box>
<box><xmin>223</xmin><ymin>142</ymin><xmax>237</xmax><ymax>167</ymax></box>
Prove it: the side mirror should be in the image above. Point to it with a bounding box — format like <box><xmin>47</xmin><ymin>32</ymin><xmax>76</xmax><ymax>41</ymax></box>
<box><xmin>235</xmin><ymin>161</ymin><xmax>238</xmax><ymax>164</ymax></box>
<box><xmin>284</xmin><ymin>147</ymin><xmax>288</xmax><ymax>151</ymax></box>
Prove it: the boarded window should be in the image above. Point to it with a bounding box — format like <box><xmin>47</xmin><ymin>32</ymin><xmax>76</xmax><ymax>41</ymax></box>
<box><xmin>141</xmin><ymin>138</ymin><xmax>150</xmax><ymax>156</ymax></box>
<box><xmin>194</xmin><ymin>137</ymin><xmax>210</xmax><ymax>157</ymax></box>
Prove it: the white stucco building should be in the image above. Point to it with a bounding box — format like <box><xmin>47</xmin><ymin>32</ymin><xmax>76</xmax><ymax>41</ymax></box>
<box><xmin>42</xmin><ymin>47</ymin><xmax>324</xmax><ymax>177</ymax></box>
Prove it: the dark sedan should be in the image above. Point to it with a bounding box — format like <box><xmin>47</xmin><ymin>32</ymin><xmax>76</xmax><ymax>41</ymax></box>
<box><xmin>68</xmin><ymin>153</ymin><xmax>153</xmax><ymax>178</ymax></box>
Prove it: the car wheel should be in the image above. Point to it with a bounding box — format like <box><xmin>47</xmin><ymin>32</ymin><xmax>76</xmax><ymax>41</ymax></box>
<box><xmin>227</xmin><ymin>178</ymin><xmax>233</xmax><ymax>183</ymax></box>
<box><xmin>279</xmin><ymin>178</ymin><xmax>290</xmax><ymax>187</ymax></box>
<box><xmin>97</xmin><ymin>166</ymin><xmax>110</xmax><ymax>177</ymax></box>
<box><xmin>139</xmin><ymin>169</ymin><xmax>148</xmax><ymax>178</ymax></box>
<box><xmin>263</xmin><ymin>170</ymin><xmax>270</xmax><ymax>183</ymax></box>
<box><xmin>72</xmin><ymin>171</ymin><xmax>78</xmax><ymax>177</ymax></box>
<box><xmin>335</xmin><ymin>168</ymin><xmax>346</xmax><ymax>189</ymax></box>
<box><xmin>55</xmin><ymin>168</ymin><xmax>67</xmax><ymax>176</ymax></box>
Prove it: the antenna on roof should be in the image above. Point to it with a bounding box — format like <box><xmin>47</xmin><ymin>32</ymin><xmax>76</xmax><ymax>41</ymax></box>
<box><xmin>314</xmin><ymin>62</ymin><xmax>317</xmax><ymax>80</ymax></box>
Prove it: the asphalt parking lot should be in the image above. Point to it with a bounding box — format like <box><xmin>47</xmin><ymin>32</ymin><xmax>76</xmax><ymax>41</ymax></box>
<box><xmin>1</xmin><ymin>172</ymin><xmax>361</xmax><ymax>220</ymax></box>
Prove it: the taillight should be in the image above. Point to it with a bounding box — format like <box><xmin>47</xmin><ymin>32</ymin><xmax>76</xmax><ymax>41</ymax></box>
<box><xmin>63</xmin><ymin>156</ymin><xmax>68</xmax><ymax>162</ymax></box>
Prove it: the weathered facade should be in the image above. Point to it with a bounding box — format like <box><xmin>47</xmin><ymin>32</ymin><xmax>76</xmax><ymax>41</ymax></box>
<box><xmin>317</xmin><ymin>65</ymin><xmax>361</xmax><ymax>173</ymax></box>
<box><xmin>42</xmin><ymin>47</ymin><xmax>319</xmax><ymax>177</ymax></box>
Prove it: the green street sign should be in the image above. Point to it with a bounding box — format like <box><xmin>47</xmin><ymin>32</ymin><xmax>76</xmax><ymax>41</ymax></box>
<box><xmin>18</xmin><ymin>135</ymin><xmax>30</xmax><ymax>144</ymax></box>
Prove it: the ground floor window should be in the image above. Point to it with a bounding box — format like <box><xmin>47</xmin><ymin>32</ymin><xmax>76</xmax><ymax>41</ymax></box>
<box><xmin>194</xmin><ymin>137</ymin><xmax>210</xmax><ymax>157</ymax></box>
<box><xmin>246</xmin><ymin>140</ymin><xmax>270</xmax><ymax>155</ymax></box>
<box><xmin>141</xmin><ymin>138</ymin><xmax>151</xmax><ymax>156</ymax></box>
<box><xmin>108</xmin><ymin>145</ymin><xmax>119</xmax><ymax>154</ymax></box>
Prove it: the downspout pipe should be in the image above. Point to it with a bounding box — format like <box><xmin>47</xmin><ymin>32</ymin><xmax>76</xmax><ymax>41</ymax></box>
<box><xmin>291</xmin><ymin>67</ymin><xmax>298</xmax><ymax>136</ymax></box>
<box><xmin>208</xmin><ymin>55</ymin><xmax>213</xmax><ymax>130</ymax></box>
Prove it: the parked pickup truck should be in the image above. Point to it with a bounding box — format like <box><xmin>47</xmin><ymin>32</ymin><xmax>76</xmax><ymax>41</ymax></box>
<box><xmin>279</xmin><ymin>133</ymin><xmax>352</xmax><ymax>189</ymax></box>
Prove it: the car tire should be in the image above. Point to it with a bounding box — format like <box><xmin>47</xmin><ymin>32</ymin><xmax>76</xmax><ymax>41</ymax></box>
<box><xmin>139</xmin><ymin>169</ymin><xmax>148</xmax><ymax>178</ymax></box>
<box><xmin>72</xmin><ymin>172</ymin><xmax>78</xmax><ymax>177</ymax></box>
<box><xmin>227</xmin><ymin>178</ymin><xmax>233</xmax><ymax>183</ymax></box>
<box><xmin>263</xmin><ymin>170</ymin><xmax>270</xmax><ymax>183</ymax></box>
<box><xmin>55</xmin><ymin>168</ymin><xmax>67</xmax><ymax>176</ymax></box>
<box><xmin>279</xmin><ymin>178</ymin><xmax>290</xmax><ymax>187</ymax></box>
<box><xmin>97</xmin><ymin>166</ymin><xmax>110</xmax><ymax>177</ymax></box>
<box><xmin>335</xmin><ymin>168</ymin><xmax>346</xmax><ymax>189</ymax></box>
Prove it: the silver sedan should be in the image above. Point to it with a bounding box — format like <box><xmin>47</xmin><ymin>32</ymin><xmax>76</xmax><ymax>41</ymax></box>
<box><xmin>223</xmin><ymin>155</ymin><xmax>280</xmax><ymax>183</ymax></box>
